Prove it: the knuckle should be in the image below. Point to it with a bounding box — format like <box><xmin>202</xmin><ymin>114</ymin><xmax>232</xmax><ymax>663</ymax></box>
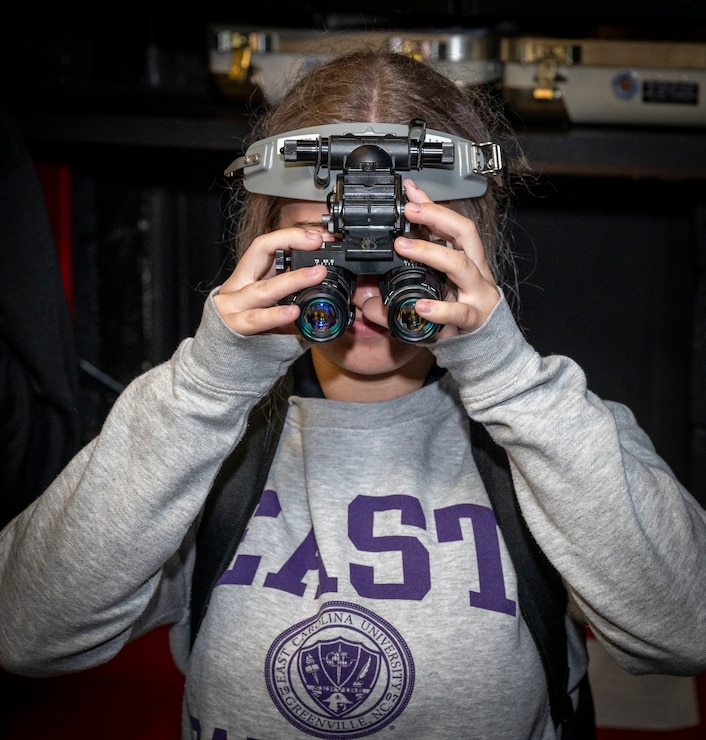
<box><xmin>232</xmin><ymin>309</ymin><xmax>260</xmax><ymax>335</ymax></box>
<box><xmin>251</xmin><ymin>278</ymin><xmax>272</xmax><ymax>299</ymax></box>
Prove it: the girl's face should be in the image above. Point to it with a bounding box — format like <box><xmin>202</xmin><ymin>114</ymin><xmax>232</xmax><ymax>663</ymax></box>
<box><xmin>278</xmin><ymin>201</ymin><xmax>435</xmax><ymax>396</ymax></box>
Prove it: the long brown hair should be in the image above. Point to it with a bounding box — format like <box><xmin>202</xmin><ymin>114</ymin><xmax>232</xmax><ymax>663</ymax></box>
<box><xmin>226</xmin><ymin>49</ymin><xmax>524</xmax><ymax>290</ymax></box>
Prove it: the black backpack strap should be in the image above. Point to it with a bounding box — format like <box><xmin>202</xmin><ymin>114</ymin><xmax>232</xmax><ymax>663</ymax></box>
<box><xmin>189</xmin><ymin>374</ymin><xmax>291</xmax><ymax>647</ymax></box>
<box><xmin>470</xmin><ymin>419</ymin><xmax>594</xmax><ymax>738</ymax></box>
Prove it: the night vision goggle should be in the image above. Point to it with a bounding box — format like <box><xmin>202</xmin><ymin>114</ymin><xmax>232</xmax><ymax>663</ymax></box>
<box><xmin>224</xmin><ymin>119</ymin><xmax>504</xmax><ymax>343</ymax></box>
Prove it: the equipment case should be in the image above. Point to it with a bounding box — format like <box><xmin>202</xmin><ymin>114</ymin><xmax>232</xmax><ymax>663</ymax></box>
<box><xmin>209</xmin><ymin>27</ymin><xmax>502</xmax><ymax>104</ymax></box>
<box><xmin>501</xmin><ymin>37</ymin><xmax>706</xmax><ymax>127</ymax></box>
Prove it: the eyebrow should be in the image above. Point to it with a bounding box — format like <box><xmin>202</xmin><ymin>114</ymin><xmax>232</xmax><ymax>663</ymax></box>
<box><xmin>291</xmin><ymin>220</ymin><xmax>326</xmax><ymax>229</ymax></box>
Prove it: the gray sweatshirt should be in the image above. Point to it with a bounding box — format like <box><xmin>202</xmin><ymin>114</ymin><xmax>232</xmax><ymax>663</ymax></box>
<box><xmin>1</xmin><ymin>292</ymin><xmax>705</xmax><ymax>740</ymax></box>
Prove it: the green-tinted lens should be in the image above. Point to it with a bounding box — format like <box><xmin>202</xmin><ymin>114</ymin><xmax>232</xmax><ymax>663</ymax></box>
<box><xmin>395</xmin><ymin>299</ymin><xmax>428</xmax><ymax>333</ymax></box>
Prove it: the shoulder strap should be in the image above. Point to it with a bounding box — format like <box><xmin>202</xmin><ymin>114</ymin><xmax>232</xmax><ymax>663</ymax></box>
<box><xmin>470</xmin><ymin>419</ymin><xmax>594</xmax><ymax>738</ymax></box>
<box><xmin>189</xmin><ymin>375</ymin><xmax>291</xmax><ymax>648</ymax></box>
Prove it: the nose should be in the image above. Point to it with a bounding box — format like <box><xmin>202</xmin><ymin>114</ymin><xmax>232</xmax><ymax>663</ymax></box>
<box><xmin>353</xmin><ymin>274</ymin><xmax>381</xmax><ymax>303</ymax></box>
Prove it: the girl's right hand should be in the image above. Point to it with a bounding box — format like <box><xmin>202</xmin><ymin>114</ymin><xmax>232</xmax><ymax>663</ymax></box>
<box><xmin>212</xmin><ymin>228</ymin><xmax>329</xmax><ymax>336</ymax></box>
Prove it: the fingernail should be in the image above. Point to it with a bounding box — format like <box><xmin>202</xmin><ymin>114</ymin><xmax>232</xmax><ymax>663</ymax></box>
<box><xmin>305</xmin><ymin>230</ymin><xmax>323</xmax><ymax>240</ymax></box>
<box><xmin>415</xmin><ymin>299</ymin><xmax>433</xmax><ymax>313</ymax></box>
<box><xmin>405</xmin><ymin>202</ymin><xmax>422</xmax><ymax>214</ymax></box>
<box><xmin>397</xmin><ymin>237</ymin><xmax>414</xmax><ymax>249</ymax></box>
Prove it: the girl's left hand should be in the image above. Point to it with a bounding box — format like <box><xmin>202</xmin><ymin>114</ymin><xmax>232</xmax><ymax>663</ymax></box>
<box><xmin>394</xmin><ymin>178</ymin><xmax>501</xmax><ymax>337</ymax></box>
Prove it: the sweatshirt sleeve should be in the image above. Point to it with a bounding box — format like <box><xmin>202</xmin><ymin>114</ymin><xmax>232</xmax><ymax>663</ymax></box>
<box><xmin>432</xmin><ymin>295</ymin><xmax>706</xmax><ymax>677</ymax></box>
<box><xmin>0</xmin><ymin>292</ymin><xmax>306</xmax><ymax>676</ymax></box>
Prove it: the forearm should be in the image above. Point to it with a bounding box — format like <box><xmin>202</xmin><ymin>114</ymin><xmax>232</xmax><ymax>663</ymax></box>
<box><xmin>433</xmin><ymin>296</ymin><xmax>706</xmax><ymax>674</ymax></box>
<box><xmin>0</xmin><ymin>296</ymin><xmax>305</xmax><ymax>675</ymax></box>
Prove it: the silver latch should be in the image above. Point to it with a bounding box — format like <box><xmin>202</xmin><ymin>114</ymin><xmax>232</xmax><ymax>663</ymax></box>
<box><xmin>472</xmin><ymin>142</ymin><xmax>504</xmax><ymax>182</ymax></box>
<box><xmin>224</xmin><ymin>152</ymin><xmax>262</xmax><ymax>177</ymax></box>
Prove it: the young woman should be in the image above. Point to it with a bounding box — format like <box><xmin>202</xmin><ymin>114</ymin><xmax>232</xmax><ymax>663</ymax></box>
<box><xmin>1</xmin><ymin>51</ymin><xmax>705</xmax><ymax>740</ymax></box>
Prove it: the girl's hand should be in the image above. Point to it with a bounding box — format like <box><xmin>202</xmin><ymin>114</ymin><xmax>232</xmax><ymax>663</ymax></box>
<box><xmin>213</xmin><ymin>228</ymin><xmax>329</xmax><ymax>336</ymax></box>
<box><xmin>395</xmin><ymin>178</ymin><xmax>501</xmax><ymax>337</ymax></box>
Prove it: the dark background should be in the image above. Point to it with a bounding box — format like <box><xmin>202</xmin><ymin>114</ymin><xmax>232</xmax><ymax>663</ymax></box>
<box><xmin>1</xmin><ymin>0</ymin><xmax>704</xmax><ymax>502</ymax></box>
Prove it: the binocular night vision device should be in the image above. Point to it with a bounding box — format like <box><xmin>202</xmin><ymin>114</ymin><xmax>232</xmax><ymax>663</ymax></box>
<box><xmin>225</xmin><ymin>118</ymin><xmax>503</xmax><ymax>343</ymax></box>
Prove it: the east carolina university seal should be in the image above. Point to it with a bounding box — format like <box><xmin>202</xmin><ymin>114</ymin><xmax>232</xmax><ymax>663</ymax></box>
<box><xmin>265</xmin><ymin>601</ymin><xmax>414</xmax><ymax>738</ymax></box>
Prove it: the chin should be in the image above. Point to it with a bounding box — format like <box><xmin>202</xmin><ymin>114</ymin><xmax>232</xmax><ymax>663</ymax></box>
<box><xmin>313</xmin><ymin>333</ymin><xmax>432</xmax><ymax>378</ymax></box>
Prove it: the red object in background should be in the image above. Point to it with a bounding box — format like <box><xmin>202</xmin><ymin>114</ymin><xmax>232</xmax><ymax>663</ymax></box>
<box><xmin>3</xmin><ymin>627</ymin><xmax>184</xmax><ymax>740</ymax></box>
<box><xmin>34</xmin><ymin>160</ymin><xmax>73</xmax><ymax>312</ymax></box>
<box><xmin>597</xmin><ymin>674</ymin><xmax>706</xmax><ymax>740</ymax></box>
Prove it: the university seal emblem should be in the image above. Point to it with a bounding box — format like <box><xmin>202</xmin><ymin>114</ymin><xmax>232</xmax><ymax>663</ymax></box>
<box><xmin>265</xmin><ymin>601</ymin><xmax>414</xmax><ymax>738</ymax></box>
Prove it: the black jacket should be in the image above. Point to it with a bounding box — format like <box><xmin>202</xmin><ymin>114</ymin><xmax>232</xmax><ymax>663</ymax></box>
<box><xmin>0</xmin><ymin>102</ymin><xmax>81</xmax><ymax>527</ymax></box>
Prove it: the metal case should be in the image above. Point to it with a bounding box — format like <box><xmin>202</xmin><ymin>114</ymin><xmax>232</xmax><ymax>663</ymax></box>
<box><xmin>501</xmin><ymin>37</ymin><xmax>706</xmax><ymax>127</ymax></box>
<box><xmin>209</xmin><ymin>27</ymin><xmax>502</xmax><ymax>104</ymax></box>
